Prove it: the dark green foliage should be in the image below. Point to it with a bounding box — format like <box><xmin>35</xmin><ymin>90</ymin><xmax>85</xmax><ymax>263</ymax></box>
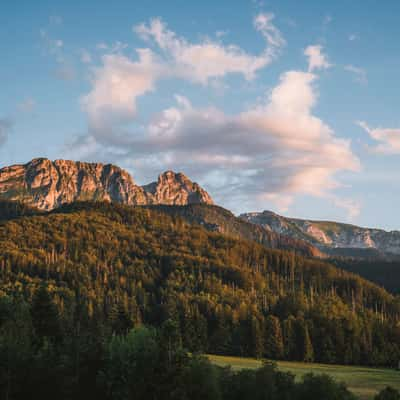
<box><xmin>31</xmin><ymin>285</ymin><xmax>61</xmax><ymax>342</ymax></box>
<box><xmin>183</xmin><ymin>356</ymin><xmax>222</xmax><ymax>400</ymax></box>
<box><xmin>99</xmin><ymin>327</ymin><xmax>161</xmax><ymax>400</ymax></box>
<box><xmin>375</xmin><ymin>387</ymin><xmax>400</xmax><ymax>400</ymax></box>
<box><xmin>297</xmin><ymin>373</ymin><xmax>357</xmax><ymax>400</ymax></box>
<box><xmin>221</xmin><ymin>362</ymin><xmax>297</xmax><ymax>400</ymax></box>
<box><xmin>0</xmin><ymin>294</ymin><xmax>394</xmax><ymax>400</ymax></box>
<box><xmin>334</xmin><ymin>258</ymin><xmax>400</xmax><ymax>295</ymax></box>
<box><xmin>0</xmin><ymin>200</ymin><xmax>40</xmax><ymax>222</ymax></box>
<box><xmin>265</xmin><ymin>315</ymin><xmax>284</xmax><ymax>360</ymax></box>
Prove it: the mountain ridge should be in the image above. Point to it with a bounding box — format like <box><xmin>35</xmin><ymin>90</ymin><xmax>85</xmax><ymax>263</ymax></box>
<box><xmin>241</xmin><ymin>210</ymin><xmax>400</xmax><ymax>258</ymax></box>
<box><xmin>0</xmin><ymin>158</ymin><xmax>213</xmax><ymax>210</ymax></box>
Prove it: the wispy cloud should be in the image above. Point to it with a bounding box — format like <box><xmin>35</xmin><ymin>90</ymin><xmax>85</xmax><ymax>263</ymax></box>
<box><xmin>40</xmin><ymin>23</ymin><xmax>76</xmax><ymax>81</ymax></box>
<box><xmin>358</xmin><ymin>121</ymin><xmax>400</xmax><ymax>154</ymax></box>
<box><xmin>345</xmin><ymin>65</ymin><xmax>367</xmax><ymax>84</ymax></box>
<box><xmin>134</xmin><ymin>14</ymin><xmax>285</xmax><ymax>84</ymax></box>
<box><xmin>304</xmin><ymin>45</ymin><xmax>331</xmax><ymax>72</ymax></box>
<box><xmin>66</xmin><ymin>15</ymin><xmax>358</xmax><ymax>218</ymax></box>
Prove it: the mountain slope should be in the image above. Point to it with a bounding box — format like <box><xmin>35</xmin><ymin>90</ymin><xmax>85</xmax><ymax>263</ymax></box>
<box><xmin>0</xmin><ymin>201</ymin><xmax>399</xmax><ymax>366</ymax></box>
<box><xmin>241</xmin><ymin>210</ymin><xmax>400</xmax><ymax>258</ymax></box>
<box><xmin>0</xmin><ymin>158</ymin><xmax>213</xmax><ymax>210</ymax></box>
<box><xmin>147</xmin><ymin>204</ymin><xmax>323</xmax><ymax>257</ymax></box>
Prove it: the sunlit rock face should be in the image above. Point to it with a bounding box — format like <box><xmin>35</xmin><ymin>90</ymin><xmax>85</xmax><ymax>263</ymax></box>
<box><xmin>0</xmin><ymin>158</ymin><xmax>213</xmax><ymax>210</ymax></box>
<box><xmin>241</xmin><ymin>210</ymin><xmax>400</xmax><ymax>257</ymax></box>
<box><xmin>142</xmin><ymin>170</ymin><xmax>214</xmax><ymax>206</ymax></box>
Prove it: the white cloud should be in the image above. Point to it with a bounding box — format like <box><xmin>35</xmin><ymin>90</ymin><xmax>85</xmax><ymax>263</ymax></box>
<box><xmin>81</xmin><ymin>49</ymin><xmax>163</xmax><ymax>140</ymax></box>
<box><xmin>134</xmin><ymin>14</ymin><xmax>284</xmax><ymax>84</ymax></box>
<box><xmin>40</xmin><ymin>27</ymin><xmax>75</xmax><ymax>81</ymax></box>
<box><xmin>344</xmin><ymin>65</ymin><xmax>367</xmax><ymax>84</ymax></box>
<box><xmin>330</xmin><ymin>195</ymin><xmax>361</xmax><ymax>219</ymax></box>
<box><xmin>348</xmin><ymin>34</ymin><xmax>358</xmax><ymax>41</ymax></box>
<box><xmin>70</xmin><ymin>16</ymin><xmax>359</xmax><ymax>218</ymax></box>
<box><xmin>253</xmin><ymin>13</ymin><xmax>286</xmax><ymax>49</ymax></box>
<box><xmin>83</xmin><ymin>14</ymin><xmax>285</xmax><ymax>139</ymax></box>
<box><xmin>304</xmin><ymin>45</ymin><xmax>331</xmax><ymax>72</ymax></box>
<box><xmin>358</xmin><ymin>121</ymin><xmax>400</xmax><ymax>154</ymax></box>
<box><xmin>74</xmin><ymin>67</ymin><xmax>359</xmax><ymax>216</ymax></box>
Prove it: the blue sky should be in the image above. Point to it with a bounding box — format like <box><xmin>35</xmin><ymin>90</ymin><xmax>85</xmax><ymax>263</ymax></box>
<box><xmin>1</xmin><ymin>0</ymin><xmax>400</xmax><ymax>230</ymax></box>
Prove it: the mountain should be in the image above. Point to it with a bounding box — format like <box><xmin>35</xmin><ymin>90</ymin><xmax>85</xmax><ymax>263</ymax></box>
<box><xmin>142</xmin><ymin>170</ymin><xmax>213</xmax><ymax>205</ymax></box>
<box><xmin>147</xmin><ymin>204</ymin><xmax>323</xmax><ymax>258</ymax></box>
<box><xmin>0</xmin><ymin>158</ymin><xmax>213</xmax><ymax>210</ymax></box>
<box><xmin>241</xmin><ymin>210</ymin><xmax>400</xmax><ymax>258</ymax></box>
<box><xmin>0</xmin><ymin>200</ymin><xmax>398</xmax><ymax>367</ymax></box>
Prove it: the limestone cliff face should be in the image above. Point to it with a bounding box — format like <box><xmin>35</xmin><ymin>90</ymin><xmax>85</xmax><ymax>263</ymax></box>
<box><xmin>142</xmin><ymin>171</ymin><xmax>214</xmax><ymax>206</ymax></box>
<box><xmin>0</xmin><ymin>158</ymin><xmax>213</xmax><ymax>210</ymax></box>
<box><xmin>241</xmin><ymin>210</ymin><xmax>400</xmax><ymax>257</ymax></box>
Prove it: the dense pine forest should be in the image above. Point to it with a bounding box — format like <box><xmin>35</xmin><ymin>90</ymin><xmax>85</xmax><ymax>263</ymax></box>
<box><xmin>332</xmin><ymin>258</ymin><xmax>400</xmax><ymax>295</ymax></box>
<box><xmin>0</xmin><ymin>200</ymin><xmax>399</xmax><ymax>369</ymax></box>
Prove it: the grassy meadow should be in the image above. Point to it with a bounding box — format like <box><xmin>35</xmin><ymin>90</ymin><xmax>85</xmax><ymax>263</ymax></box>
<box><xmin>208</xmin><ymin>354</ymin><xmax>400</xmax><ymax>400</ymax></box>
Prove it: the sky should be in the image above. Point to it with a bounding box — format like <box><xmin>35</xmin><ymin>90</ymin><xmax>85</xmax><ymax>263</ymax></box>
<box><xmin>1</xmin><ymin>0</ymin><xmax>400</xmax><ymax>230</ymax></box>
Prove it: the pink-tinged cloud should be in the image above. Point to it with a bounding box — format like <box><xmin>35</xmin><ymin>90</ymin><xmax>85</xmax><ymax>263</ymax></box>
<box><xmin>358</xmin><ymin>121</ymin><xmax>400</xmax><ymax>154</ymax></box>
<box><xmin>304</xmin><ymin>45</ymin><xmax>331</xmax><ymax>72</ymax></box>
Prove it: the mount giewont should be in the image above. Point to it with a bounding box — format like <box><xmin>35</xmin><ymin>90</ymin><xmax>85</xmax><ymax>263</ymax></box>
<box><xmin>0</xmin><ymin>158</ymin><xmax>213</xmax><ymax>210</ymax></box>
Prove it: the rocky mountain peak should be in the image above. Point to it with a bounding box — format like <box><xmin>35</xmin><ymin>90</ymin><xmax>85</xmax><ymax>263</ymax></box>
<box><xmin>0</xmin><ymin>158</ymin><xmax>213</xmax><ymax>210</ymax></box>
<box><xmin>142</xmin><ymin>170</ymin><xmax>213</xmax><ymax>206</ymax></box>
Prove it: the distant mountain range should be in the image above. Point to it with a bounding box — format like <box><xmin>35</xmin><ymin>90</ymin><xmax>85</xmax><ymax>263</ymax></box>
<box><xmin>241</xmin><ymin>210</ymin><xmax>400</xmax><ymax>259</ymax></box>
<box><xmin>1</xmin><ymin>158</ymin><xmax>400</xmax><ymax>260</ymax></box>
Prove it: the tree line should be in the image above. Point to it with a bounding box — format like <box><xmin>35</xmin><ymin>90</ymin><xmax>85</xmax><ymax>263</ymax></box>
<box><xmin>1</xmin><ymin>287</ymin><xmax>399</xmax><ymax>400</ymax></box>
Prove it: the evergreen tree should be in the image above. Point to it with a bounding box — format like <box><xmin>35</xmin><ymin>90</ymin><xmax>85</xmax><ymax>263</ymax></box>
<box><xmin>265</xmin><ymin>315</ymin><xmax>284</xmax><ymax>360</ymax></box>
<box><xmin>294</xmin><ymin>318</ymin><xmax>314</xmax><ymax>362</ymax></box>
<box><xmin>375</xmin><ymin>387</ymin><xmax>400</xmax><ymax>400</ymax></box>
<box><xmin>31</xmin><ymin>285</ymin><xmax>61</xmax><ymax>343</ymax></box>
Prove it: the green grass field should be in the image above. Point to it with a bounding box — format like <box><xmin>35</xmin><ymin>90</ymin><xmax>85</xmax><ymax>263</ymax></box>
<box><xmin>208</xmin><ymin>354</ymin><xmax>400</xmax><ymax>400</ymax></box>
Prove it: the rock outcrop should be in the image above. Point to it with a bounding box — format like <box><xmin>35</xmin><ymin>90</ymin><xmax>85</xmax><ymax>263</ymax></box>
<box><xmin>0</xmin><ymin>158</ymin><xmax>213</xmax><ymax>210</ymax></box>
<box><xmin>143</xmin><ymin>171</ymin><xmax>213</xmax><ymax>206</ymax></box>
<box><xmin>241</xmin><ymin>210</ymin><xmax>400</xmax><ymax>258</ymax></box>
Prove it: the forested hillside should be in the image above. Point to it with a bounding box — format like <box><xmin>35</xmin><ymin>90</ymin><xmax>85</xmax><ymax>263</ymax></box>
<box><xmin>0</xmin><ymin>201</ymin><xmax>399</xmax><ymax>367</ymax></box>
<box><xmin>147</xmin><ymin>204</ymin><xmax>323</xmax><ymax>257</ymax></box>
<box><xmin>332</xmin><ymin>258</ymin><xmax>400</xmax><ymax>295</ymax></box>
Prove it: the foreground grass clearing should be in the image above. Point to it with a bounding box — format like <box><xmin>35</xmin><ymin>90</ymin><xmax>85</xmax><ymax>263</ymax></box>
<box><xmin>208</xmin><ymin>354</ymin><xmax>400</xmax><ymax>400</ymax></box>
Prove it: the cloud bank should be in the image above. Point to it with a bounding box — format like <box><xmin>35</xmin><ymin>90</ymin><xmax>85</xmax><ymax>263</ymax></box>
<box><xmin>68</xmin><ymin>16</ymin><xmax>359</xmax><ymax>217</ymax></box>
